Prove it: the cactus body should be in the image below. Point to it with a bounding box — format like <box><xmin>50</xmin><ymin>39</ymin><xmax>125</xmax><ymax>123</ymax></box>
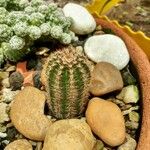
<box><xmin>41</xmin><ymin>46</ymin><xmax>93</xmax><ymax>119</ymax></box>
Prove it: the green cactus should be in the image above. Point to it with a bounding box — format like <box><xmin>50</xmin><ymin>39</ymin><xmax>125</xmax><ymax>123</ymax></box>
<box><xmin>41</xmin><ymin>46</ymin><xmax>93</xmax><ymax>119</ymax></box>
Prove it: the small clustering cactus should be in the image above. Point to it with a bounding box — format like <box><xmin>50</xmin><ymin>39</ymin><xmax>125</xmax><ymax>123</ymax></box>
<box><xmin>41</xmin><ymin>46</ymin><xmax>93</xmax><ymax>119</ymax></box>
<box><xmin>0</xmin><ymin>0</ymin><xmax>77</xmax><ymax>67</ymax></box>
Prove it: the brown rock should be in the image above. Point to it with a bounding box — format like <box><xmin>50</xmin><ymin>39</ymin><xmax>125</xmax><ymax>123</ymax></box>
<box><xmin>10</xmin><ymin>86</ymin><xmax>52</xmax><ymax>141</ymax></box>
<box><xmin>86</xmin><ymin>97</ymin><xmax>126</xmax><ymax>147</ymax></box>
<box><xmin>43</xmin><ymin>119</ymin><xmax>96</xmax><ymax>150</ymax></box>
<box><xmin>90</xmin><ymin>62</ymin><xmax>123</xmax><ymax>96</ymax></box>
<box><xmin>4</xmin><ymin>139</ymin><xmax>32</xmax><ymax>150</ymax></box>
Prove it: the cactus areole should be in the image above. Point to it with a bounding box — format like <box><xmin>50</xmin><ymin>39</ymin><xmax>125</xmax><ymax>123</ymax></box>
<box><xmin>41</xmin><ymin>46</ymin><xmax>93</xmax><ymax>119</ymax></box>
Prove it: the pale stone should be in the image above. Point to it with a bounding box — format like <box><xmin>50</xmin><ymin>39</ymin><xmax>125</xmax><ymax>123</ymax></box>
<box><xmin>84</xmin><ymin>34</ymin><xmax>130</xmax><ymax>70</ymax></box>
<box><xmin>63</xmin><ymin>3</ymin><xmax>96</xmax><ymax>35</ymax></box>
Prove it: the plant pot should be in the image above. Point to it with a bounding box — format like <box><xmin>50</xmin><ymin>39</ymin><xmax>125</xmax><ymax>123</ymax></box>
<box><xmin>95</xmin><ymin>18</ymin><xmax>150</xmax><ymax>150</ymax></box>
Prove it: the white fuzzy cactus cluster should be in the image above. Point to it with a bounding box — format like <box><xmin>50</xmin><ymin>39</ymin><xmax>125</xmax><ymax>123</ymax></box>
<box><xmin>0</xmin><ymin>0</ymin><xmax>77</xmax><ymax>66</ymax></box>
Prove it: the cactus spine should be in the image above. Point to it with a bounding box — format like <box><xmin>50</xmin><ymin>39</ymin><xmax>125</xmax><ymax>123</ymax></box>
<box><xmin>41</xmin><ymin>46</ymin><xmax>93</xmax><ymax>119</ymax></box>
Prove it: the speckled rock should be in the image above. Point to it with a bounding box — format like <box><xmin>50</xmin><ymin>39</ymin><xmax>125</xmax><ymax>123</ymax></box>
<box><xmin>4</xmin><ymin>139</ymin><xmax>33</xmax><ymax>150</ymax></box>
<box><xmin>10</xmin><ymin>86</ymin><xmax>52</xmax><ymax>141</ymax></box>
<box><xmin>43</xmin><ymin>119</ymin><xmax>96</xmax><ymax>150</ymax></box>
<box><xmin>90</xmin><ymin>62</ymin><xmax>123</xmax><ymax>96</ymax></box>
<box><xmin>86</xmin><ymin>97</ymin><xmax>126</xmax><ymax>147</ymax></box>
<box><xmin>84</xmin><ymin>34</ymin><xmax>130</xmax><ymax>70</ymax></box>
<box><xmin>63</xmin><ymin>3</ymin><xmax>96</xmax><ymax>35</ymax></box>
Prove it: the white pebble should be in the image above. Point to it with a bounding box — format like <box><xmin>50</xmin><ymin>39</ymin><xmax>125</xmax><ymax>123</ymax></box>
<box><xmin>0</xmin><ymin>132</ymin><xmax>7</xmax><ymax>138</ymax></box>
<box><xmin>63</xmin><ymin>3</ymin><xmax>96</xmax><ymax>35</ymax></box>
<box><xmin>84</xmin><ymin>34</ymin><xmax>130</xmax><ymax>70</ymax></box>
<box><xmin>2</xmin><ymin>140</ymin><xmax>10</xmax><ymax>145</ymax></box>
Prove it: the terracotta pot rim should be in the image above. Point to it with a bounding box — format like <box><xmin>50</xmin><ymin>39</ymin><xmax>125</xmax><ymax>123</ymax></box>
<box><xmin>95</xmin><ymin>18</ymin><xmax>150</xmax><ymax>150</ymax></box>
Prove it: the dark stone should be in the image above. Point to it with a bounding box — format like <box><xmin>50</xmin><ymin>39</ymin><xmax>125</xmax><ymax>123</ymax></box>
<box><xmin>9</xmin><ymin>72</ymin><xmax>24</xmax><ymax>91</ymax></box>
<box><xmin>33</xmin><ymin>71</ymin><xmax>42</xmax><ymax>89</ymax></box>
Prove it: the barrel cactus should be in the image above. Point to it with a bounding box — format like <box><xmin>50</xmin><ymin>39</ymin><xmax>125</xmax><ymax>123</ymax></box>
<box><xmin>41</xmin><ymin>46</ymin><xmax>93</xmax><ymax>119</ymax></box>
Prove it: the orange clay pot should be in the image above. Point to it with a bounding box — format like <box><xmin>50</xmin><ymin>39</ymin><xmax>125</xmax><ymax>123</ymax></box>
<box><xmin>95</xmin><ymin>18</ymin><xmax>150</xmax><ymax>150</ymax></box>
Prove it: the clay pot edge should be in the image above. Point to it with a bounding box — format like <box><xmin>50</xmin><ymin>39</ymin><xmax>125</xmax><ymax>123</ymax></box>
<box><xmin>95</xmin><ymin>18</ymin><xmax>150</xmax><ymax>150</ymax></box>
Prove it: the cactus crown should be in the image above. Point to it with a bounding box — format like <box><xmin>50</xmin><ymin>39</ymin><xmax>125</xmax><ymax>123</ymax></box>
<box><xmin>42</xmin><ymin>46</ymin><xmax>93</xmax><ymax>119</ymax></box>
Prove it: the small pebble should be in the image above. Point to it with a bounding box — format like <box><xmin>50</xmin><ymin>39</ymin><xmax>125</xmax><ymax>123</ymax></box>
<box><xmin>63</xmin><ymin>3</ymin><xmax>96</xmax><ymax>35</ymax></box>
<box><xmin>0</xmin><ymin>124</ymin><xmax>7</xmax><ymax>132</ymax></box>
<box><xmin>6</xmin><ymin>127</ymin><xmax>18</xmax><ymax>141</ymax></box>
<box><xmin>95</xmin><ymin>25</ymin><xmax>102</xmax><ymax>31</ymax></box>
<box><xmin>125</xmin><ymin>121</ymin><xmax>139</xmax><ymax>130</ymax></box>
<box><xmin>86</xmin><ymin>97</ymin><xmax>126</xmax><ymax>147</ymax></box>
<box><xmin>117</xmin><ymin>134</ymin><xmax>137</xmax><ymax>150</ymax></box>
<box><xmin>33</xmin><ymin>71</ymin><xmax>42</xmax><ymax>89</ymax></box>
<box><xmin>9</xmin><ymin>72</ymin><xmax>24</xmax><ymax>90</ymax></box>
<box><xmin>93</xmin><ymin>30</ymin><xmax>105</xmax><ymax>35</ymax></box>
<box><xmin>116</xmin><ymin>85</ymin><xmax>139</xmax><ymax>104</ymax></box>
<box><xmin>90</xmin><ymin>62</ymin><xmax>123</xmax><ymax>96</ymax></box>
<box><xmin>93</xmin><ymin>140</ymin><xmax>104</xmax><ymax>150</ymax></box>
<box><xmin>122</xmin><ymin>106</ymin><xmax>139</xmax><ymax>115</ymax></box>
<box><xmin>6</xmin><ymin>66</ymin><xmax>16</xmax><ymax>72</ymax></box>
<box><xmin>0</xmin><ymin>102</ymin><xmax>9</xmax><ymax>123</ymax></box>
<box><xmin>0</xmin><ymin>132</ymin><xmax>7</xmax><ymax>138</ymax></box>
<box><xmin>1</xmin><ymin>88</ymin><xmax>19</xmax><ymax>103</ymax></box>
<box><xmin>84</xmin><ymin>34</ymin><xmax>130</xmax><ymax>70</ymax></box>
<box><xmin>2</xmin><ymin>140</ymin><xmax>9</xmax><ymax>145</ymax></box>
<box><xmin>36</xmin><ymin>47</ymin><xmax>50</xmax><ymax>56</ymax></box>
<box><xmin>35</xmin><ymin>142</ymin><xmax>43</xmax><ymax>150</ymax></box>
<box><xmin>129</xmin><ymin>111</ymin><xmax>140</xmax><ymax>122</ymax></box>
<box><xmin>0</xmin><ymin>72</ymin><xmax>9</xmax><ymax>80</ymax></box>
<box><xmin>4</xmin><ymin>139</ymin><xmax>33</xmax><ymax>150</ymax></box>
<box><xmin>2</xmin><ymin>78</ymin><xmax>10</xmax><ymax>88</ymax></box>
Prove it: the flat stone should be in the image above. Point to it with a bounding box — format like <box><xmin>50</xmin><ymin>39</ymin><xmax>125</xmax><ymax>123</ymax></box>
<box><xmin>90</xmin><ymin>62</ymin><xmax>123</xmax><ymax>96</ymax></box>
<box><xmin>10</xmin><ymin>86</ymin><xmax>52</xmax><ymax>141</ymax></box>
<box><xmin>86</xmin><ymin>97</ymin><xmax>126</xmax><ymax>147</ymax></box>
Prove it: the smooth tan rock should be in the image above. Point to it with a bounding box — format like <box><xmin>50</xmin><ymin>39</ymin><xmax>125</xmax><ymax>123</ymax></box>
<box><xmin>90</xmin><ymin>62</ymin><xmax>123</xmax><ymax>96</ymax></box>
<box><xmin>10</xmin><ymin>86</ymin><xmax>52</xmax><ymax>141</ymax></box>
<box><xmin>43</xmin><ymin>119</ymin><xmax>96</xmax><ymax>150</ymax></box>
<box><xmin>86</xmin><ymin>97</ymin><xmax>126</xmax><ymax>147</ymax></box>
<box><xmin>4</xmin><ymin>139</ymin><xmax>32</xmax><ymax>150</ymax></box>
